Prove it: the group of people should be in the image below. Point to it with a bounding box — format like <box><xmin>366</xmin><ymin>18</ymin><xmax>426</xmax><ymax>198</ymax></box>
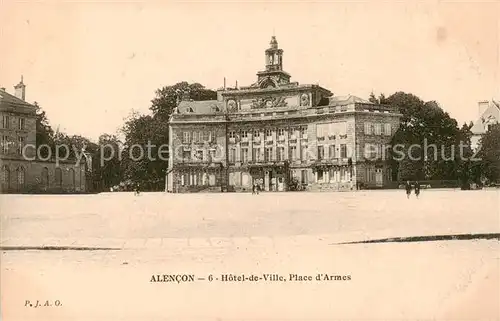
<box><xmin>252</xmin><ymin>184</ymin><xmax>261</xmax><ymax>195</ymax></box>
<box><xmin>405</xmin><ymin>180</ymin><xmax>421</xmax><ymax>199</ymax></box>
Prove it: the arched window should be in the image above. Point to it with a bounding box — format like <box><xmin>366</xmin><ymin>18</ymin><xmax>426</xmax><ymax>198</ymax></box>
<box><xmin>41</xmin><ymin>167</ymin><xmax>49</xmax><ymax>187</ymax></box>
<box><xmin>69</xmin><ymin>168</ymin><xmax>75</xmax><ymax>190</ymax></box>
<box><xmin>17</xmin><ymin>167</ymin><xmax>25</xmax><ymax>189</ymax></box>
<box><xmin>2</xmin><ymin>165</ymin><xmax>10</xmax><ymax>189</ymax></box>
<box><xmin>55</xmin><ymin>167</ymin><xmax>62</xmax><ymax>188</ymax></box>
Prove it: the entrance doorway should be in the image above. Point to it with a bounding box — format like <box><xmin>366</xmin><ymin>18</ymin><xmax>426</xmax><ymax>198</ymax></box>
<box><xmin>277</xmin><ymin>176</ymin><xmax>284</xmax><ymax>191</ymax></box>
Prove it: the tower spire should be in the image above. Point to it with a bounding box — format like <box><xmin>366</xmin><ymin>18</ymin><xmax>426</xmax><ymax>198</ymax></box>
<box><xmin>14</xmin><ymin>75</ymin><xmax>26</xmax><ymax>100</ymax></box>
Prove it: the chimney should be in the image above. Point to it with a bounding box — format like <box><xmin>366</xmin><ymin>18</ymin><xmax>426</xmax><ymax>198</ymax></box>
<box><xmin>14</xmin><ymin>76</ymin><xmax>26</xmax><ymax>101</ymax></box>
<box><xmin>223</xmin><ymin>77</ymin><xmax>226</xmax><ymax>90</ymax></box>
<box><xmin>0</xmin><ymin>87</ymin><xmax>5</xmax><ymax>92</ymax></box>
<box><xmin>478</xmin><ymin>100</ymin><xmax>489</xmax><ymax>117</ymax></box>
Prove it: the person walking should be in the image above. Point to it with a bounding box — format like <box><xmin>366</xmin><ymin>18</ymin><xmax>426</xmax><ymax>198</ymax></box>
<box><xmin>134</xmin><ymin>183</ymin><xmax>141</xmax><ymax>196</ymax></box>
<box><xmin>414</xmin><ymin>181</ymin><xmax>421</xmax><ymax>198</ymax></box>
<box><xmin>252</xmin><ymin>183</ymin><xmax>256</xmax><ymax>195</ymax></box>
<box><xmin>405</xmin><ymin>180</ymin><xmax>412</xmax><ymax>199</ymax></box>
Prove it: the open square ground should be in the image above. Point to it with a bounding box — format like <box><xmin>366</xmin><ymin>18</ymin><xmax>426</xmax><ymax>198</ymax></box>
<box><xmin>1</xmin><ymin>190</ymin><xmax>499</xmax><ymax>320</ymax></box>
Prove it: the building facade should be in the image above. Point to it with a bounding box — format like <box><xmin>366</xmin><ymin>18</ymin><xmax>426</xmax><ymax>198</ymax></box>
<box><xmin>0</xmin><ymin>78</ymin><xmax>88</xmax><ymax>193</ymax></box>
<box><xmin>166</xmin><ymin>37</ymin><xmax>401</xmax><ymax>193</ymax></box>
<box><xmin>470</xmin><ymin>99</ymin><xmax>499</xmax><ymax>151</ymax></box>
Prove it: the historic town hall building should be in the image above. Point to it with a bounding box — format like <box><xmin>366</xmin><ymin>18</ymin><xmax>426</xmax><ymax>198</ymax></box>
<box><xmin>166</xmin><ymin>37</ymin><xmax>401</xmax><ymax>193</ymax></box>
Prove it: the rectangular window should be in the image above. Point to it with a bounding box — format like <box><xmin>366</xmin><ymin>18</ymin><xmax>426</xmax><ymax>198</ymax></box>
<box><xmin>182</xmin><ymin>132</ymin><xmax>191</xmax><ymax>144</ymax></box>
<box><xmin>290</xmin><ymin>145</ymin><xmax>297</xmax><ymax>160</ymax></box>
<box><xmin>374</xmin><ymin>123</ymin><xmax>381</xmax><ymax>135</ymax></box>
<box><xmin>1</xmin><ymin>136</ymin><xmax>8</xmax><ymax>153</ymax></box>
<box><xmin>241</xmin><ymin>130</ymin><xmax>248</xmax><ymax>138</ymax></box>
<box><xmin>18</xmin><ymin>118</ymin><xmax>25</xmax><ymax>130</ymax></box>
<box><xmin>277</xmin><ymin>147</ymin><xmax>285</xmax><ymax>161</ymax></box>
<box><xmin>317</xmin><ymin>145</ymin><xmax>324</xmax><ymax>160</ymax></box>
<box><xmin>17</xmin><ymin>137</ymin><xmax>25</xmax><ymax>155</ymax></box>
<box><xmin>203</xmin><ymin>131</ymin><xmax>210</xmax><ymax>142</ymax></box>
<box><xmin>316</xmin><ymin>124</ymin><xmax>326</xmax><ymax>138</ymax></box>
<box><xmin>300</xmin><ymin>127</ymin><xmax>307</xmax><ymax>139</ymax></box>
<box><xmin>265</xmin><ymin>147</ymin><xmax>273</xmax><ymax>162</ymax></box>
<box><xmin>364</xmin><ymin>122</ymin><xmax>372</xmax><ymax>135</ymax></box>
<box><xmin>241</xmin><ymin>148</ymin><xmax>249</xmax><ymax>163</ymax></box>
<box><xmin>340</xmin><ymin>144</ymin><xmax>347</xmax><ymax>158</ymax></box>
<box><xmin>253</xmin><ymin>130</ymin><xmax>260</xmax><ymax>140</ymax></box>
<box><xmin>2</xmin><ymin>115</ymin><xmax>10</xmax><ymax>129</ymax></box>
<box><xmin>253</xmin><ymin>147</ymin><xmax>260</xmax><ymax>162</ymax></box>
<box><xmin>329</xmin><ymin>145</ymin><xmax>336</xmax><ymax>159</ymax></box>
<box><xmin>278</xmin><ymin>128</ymin><xmax>285</xmax><ymax>138</ymax></box>
<box><xmin>265</xmin><ymin>129</ymin><xmax>273</xmax><ymax>138</ymax></box>
<box><xmin>317</xmin><ymin>169</ymin><xmax>324</xmax><ymax>182</ymax></box>
<box><xmin>229</xmin><ymin>148</ymin><xmax>236</xmax><ymax>163</ymax></box>
<box><xmin>182</xmin><ymin>148</ymin><xmax>191</xmax><ymax>161</ymax></box>
<box><xmin>384</xmin><ymin>124</ymin><xmax>392</xmax><ymax>136</ymax></box>
<box><xmin>228</xmin><ymin>131</ymin><xmax>236</xmax><ymax>139</ymax></box>
<box><xmin>301</xmin><ymin>170</ymin><xmax>308</xmax><ymax>184</ymax></box>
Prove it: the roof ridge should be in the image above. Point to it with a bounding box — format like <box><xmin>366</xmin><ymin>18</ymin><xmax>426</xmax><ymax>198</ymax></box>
<box><xmin>492</xmin><ymin>99</ymin><xmax>500</xmax><ymax>110</ymax></box>
<box><xmin>0</xmin><ymin>88</ymin><xmax>32</xmax><ymax>106</ymax></box>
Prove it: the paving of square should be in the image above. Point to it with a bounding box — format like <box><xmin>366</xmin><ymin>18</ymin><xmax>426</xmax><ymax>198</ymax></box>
<box><xmin>1</xmin><ymin>190</ymin><xmax>499</xmax><ymax>321</ymax></box>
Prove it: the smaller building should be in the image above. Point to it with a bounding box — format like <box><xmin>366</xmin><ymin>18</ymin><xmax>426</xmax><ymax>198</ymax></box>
<box><xmin>470</xmin><ymin>99</ymin><xmax>500</xmax><ymax>150</ymax></box>
<box><xmin>0</xmin><ymin>78</ymin><xmax>88</xmax><ymax>193</ymax></box>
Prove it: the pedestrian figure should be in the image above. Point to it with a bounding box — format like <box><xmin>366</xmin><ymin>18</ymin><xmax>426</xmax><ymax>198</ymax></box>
<box><xmin>256</xmin><ymin>184</ymin><xmax>260</xmax><ymax>195</ymax></box>
<box><xmin>405</xmin><ymin>180</ymin><xmax>412</xmax><ymax>199</ymax></box>
<box><xmin>252</xmin><ymin>184</ymin><xmax>256</xmax><ymax>195</ymax></box>
<box><xmin>414</xmin><ymin>181</ymin><xmax>421</xmax><ymax>198</ymax></box>
<box><xmin>134</xmin><ymin>183</ymin><xmax>141</xmax><ymax>196</ymax></box>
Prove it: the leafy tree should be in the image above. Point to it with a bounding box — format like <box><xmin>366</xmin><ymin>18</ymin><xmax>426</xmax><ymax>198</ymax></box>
<box><xmin>150</xmin><ymin>82</ymin><xmax>217</xmax><ymax>119</ymax></box>
<box><xmin>34</xmin><ymin>102</ymin><xmax>55</xmax><ymax>158</ymax></box>
<box><xmin>120</xmin><ymin>113</ymin><xmax>169</xmax><ymax>190</ymax></box>
<box><xmin>385</xmin><ymin>92</ymin><xmax>463</xmax><ymax>181</ymax></box>
<box><xmin>118</xmin><ymin>81</ymin><xmax>216</xmax><ymax>190</ymax></box>
<box><xmin>92</xmin><ymin>134</ymin><xmax>123</xmax><ymax>190</ymax></box>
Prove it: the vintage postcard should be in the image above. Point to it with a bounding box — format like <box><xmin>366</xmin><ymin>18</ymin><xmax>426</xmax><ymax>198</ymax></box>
<box><xmin>1</xmin><ymin>1</ymin><xmax>499</xmax><ymax>320</ymax></box>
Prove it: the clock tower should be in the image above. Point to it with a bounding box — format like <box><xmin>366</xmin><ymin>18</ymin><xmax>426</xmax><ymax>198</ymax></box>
<box><xmin>256</xmin><ymin>36</ymin><xmax>291</xmax><ymax>88</ymax></box>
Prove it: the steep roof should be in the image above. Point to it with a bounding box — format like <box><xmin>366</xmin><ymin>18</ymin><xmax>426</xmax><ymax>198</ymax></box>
<box><xmin>0</xmin><ymin>89</ymin><xmax>33</xmax><ymax>108</ymax></box>
<box><xmin>328</xmin><ymin>95</ymin><xmax>371</xmax><ymax>105</ymax></box>
<box><xmin>470</xmin><ymin>100</ymin><xmax>500</xmax><ymax>134</ymax></box>
<box><xmin>176</xmin><ymin>100</ymin><xmax>223</xmax><ymax>114</ymax></box>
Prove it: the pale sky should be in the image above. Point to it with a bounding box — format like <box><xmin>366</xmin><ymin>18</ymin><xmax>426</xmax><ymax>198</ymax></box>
<box><xmin>1</xmin><ymin>1</ymin><xmax>498</xmax><ymax>141</ymax></box>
